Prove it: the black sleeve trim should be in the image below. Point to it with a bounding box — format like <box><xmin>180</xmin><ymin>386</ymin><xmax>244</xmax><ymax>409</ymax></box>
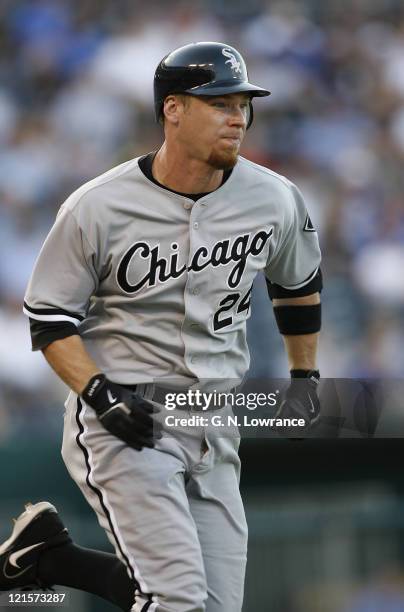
<box><xmin>24</xmin><ymin>301</ymin><xmax>85</xmax><ymax>321</ymax></box>
<box><xmin>266</xmin><ymin>268</ymin><xmax>323</xmax><ymax>300</ymax></box>
<box><xmin>29</xmin><ymin>318</ymin><xmax>79</xmax><ymax>351</ymax></box>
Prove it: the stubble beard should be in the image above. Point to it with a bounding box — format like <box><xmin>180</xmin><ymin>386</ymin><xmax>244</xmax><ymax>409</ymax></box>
<box><xmin>207</xmin><ymin>147</ymin><xmax>239</xmax><ymax>170</ymax></box>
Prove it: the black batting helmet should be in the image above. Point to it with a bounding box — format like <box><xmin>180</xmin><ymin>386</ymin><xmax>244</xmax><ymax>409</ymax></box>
<box><xmin>154</xmin><ymin>41</ymin><xmax>270</xmax><ymax>129</ymax></box>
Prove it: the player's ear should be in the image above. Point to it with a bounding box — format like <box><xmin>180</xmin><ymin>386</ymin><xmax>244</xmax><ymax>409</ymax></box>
<box><xmin>163</xmin><ymin>95</ymin><xmax>187</xmax><ymax>126</ymax></box>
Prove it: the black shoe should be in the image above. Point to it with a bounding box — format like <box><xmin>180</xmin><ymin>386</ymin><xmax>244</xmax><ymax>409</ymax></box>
<box><xmin>0</xmin><ymin>501</ymin><xmax>70</xmax><ymax>591</ymax></box>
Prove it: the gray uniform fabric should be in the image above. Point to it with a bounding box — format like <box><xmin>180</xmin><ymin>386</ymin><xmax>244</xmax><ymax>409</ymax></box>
<box><xmin>24</xmin><ymin>154</ymin><xmax>321</xmax><ymax>611</ymax></box>
<box><xmin>62</xmin><ymin>392</ymin><xmax>247</xmax><ymax>612</ymax></box>
<box><xmin>24</xmin><ymin>155</ymin><xmax>321</xmax><ymax>383</ymax></box>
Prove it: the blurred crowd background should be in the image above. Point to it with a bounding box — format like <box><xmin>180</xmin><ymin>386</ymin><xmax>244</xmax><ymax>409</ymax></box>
<box><xmin>1</xmin><ymin>0</ymin><xmax>404</xmax><ymax>611</ymax></box>
<box><xmin>2</xmin><ymin>0</ymin><xmax>404</xmax><ymax>413</ymax></box>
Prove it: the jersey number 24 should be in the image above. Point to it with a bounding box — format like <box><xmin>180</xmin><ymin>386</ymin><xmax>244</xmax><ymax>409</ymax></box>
<box><xmin>213</xmin><ymin>285</ymin><xmax>253</xmax><ymax>332</ymax></box>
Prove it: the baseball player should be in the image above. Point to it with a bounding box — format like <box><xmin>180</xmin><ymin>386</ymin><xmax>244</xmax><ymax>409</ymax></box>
<box><xmin>0</xmin><ymin>42</ymin><xmax>322</xmax><ymax>611</ymax></box>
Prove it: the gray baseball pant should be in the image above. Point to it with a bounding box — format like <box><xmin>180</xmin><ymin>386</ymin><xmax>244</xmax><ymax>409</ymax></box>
<box><xmin>62</xmin><ymin>391</ymin><xmax>248</xmax><ymax>612</ymax></box>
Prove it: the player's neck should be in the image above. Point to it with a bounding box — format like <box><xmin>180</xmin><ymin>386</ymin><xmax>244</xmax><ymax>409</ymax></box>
<box><xmin>152</xmin><ymin>144</ymin><xmax>223</xmax><ymax>195</ymax></box>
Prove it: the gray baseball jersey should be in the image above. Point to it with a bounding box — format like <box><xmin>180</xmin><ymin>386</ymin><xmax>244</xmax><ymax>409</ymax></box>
<box><xmin>23</xmin><ymin>154</ymin><xmax>321</xmax><ymax>612</ymax></box>
<box><xmin>24</xmin><ymin>155</ymin><xmax>321</xmax><ymax>384</ymax></box>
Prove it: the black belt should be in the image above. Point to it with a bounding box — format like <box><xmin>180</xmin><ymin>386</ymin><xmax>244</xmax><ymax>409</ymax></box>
<box><xmin>120</xmin><ymin>383</ymin><xmax>229</xmax><ymax>411</ymax></box>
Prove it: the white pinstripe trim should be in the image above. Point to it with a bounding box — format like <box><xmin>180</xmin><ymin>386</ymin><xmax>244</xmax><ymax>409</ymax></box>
<box><xmin>278</xmin><ymin>267</ymin><xmax>319</xmax><ymax>291</ymax></box>
<box><xmin>79</xmin><ymin>402</ymin><xmax>159</xmax><ymax>607</ymax></box>
<box><xmin>22</xmin><ymin>306</ymin><xmax>81</xmax><ymax>326</ymax></box>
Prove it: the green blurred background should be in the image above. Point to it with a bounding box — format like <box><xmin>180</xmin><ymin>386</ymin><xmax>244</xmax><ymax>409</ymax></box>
<box><xmin>2</xmin><ymin>436</ymin><xmax>404</xmax><ymax>611</ymax></box>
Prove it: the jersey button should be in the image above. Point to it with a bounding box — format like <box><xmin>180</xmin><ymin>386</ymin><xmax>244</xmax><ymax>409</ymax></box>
<box><xmin>191</xmin><ymin>287</ymin><xmax>200</xmax><ymax>295</ymax></box>
<box><xmin>190</xmin><ymin>356</ymin><xmax>198</xmax><ymax>364</ymax></box>
<box><xmin>183</xmin><ymin>202</ymin><xmax>192</xmax><ymax>210</ymax></box>
<box><xmin>193</xmin><ymin>222</ymin><xmax>199</xmax><ymax>229</ymax></box>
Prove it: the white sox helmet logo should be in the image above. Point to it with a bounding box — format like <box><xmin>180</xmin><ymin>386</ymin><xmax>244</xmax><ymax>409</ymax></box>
<box><xmin>222</xmin><ymin>48</ymin><xmax>242</xmax><ymax>74</ymax></box>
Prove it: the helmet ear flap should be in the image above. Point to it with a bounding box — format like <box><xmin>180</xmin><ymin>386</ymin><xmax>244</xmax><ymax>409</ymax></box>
<box><xmin>157</xmin><ymin>102</ymin><xmax>164</xmax><ymax>124</ymax></box>
<box><xmin>247</xmin><ymin>100</ymin><xmax>253</xmax><ymax>130</ymax></box>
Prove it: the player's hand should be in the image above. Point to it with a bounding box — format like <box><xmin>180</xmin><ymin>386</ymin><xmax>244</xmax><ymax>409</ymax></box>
<box><xmin>275</xmin><ymin>371</ymin><xmax>320</xmax><ymax>436</ymax></box>
<box><xmin>82</xmin><ymin>374</ymin><xmax>162</xmax><ymax>451</ymax></box>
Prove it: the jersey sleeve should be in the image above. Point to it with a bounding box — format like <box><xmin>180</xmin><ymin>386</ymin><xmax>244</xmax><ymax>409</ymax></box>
<box><xmin>264</xmin><ymin>181</ymin><xmax>321</xmax><ymax>290</ymax></box>
<box><xmin>29</xmin><ymin>318</ymin><xmax>79</xmax><ymax>351</ymax></box>
<box><xmin>23</xmin><ymin>206</ymin><xmax>99</xmax><ymax>327</ymax></box>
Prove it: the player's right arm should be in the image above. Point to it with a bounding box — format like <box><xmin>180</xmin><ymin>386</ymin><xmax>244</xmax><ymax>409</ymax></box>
<box><xmin>42</xmin><ymin>335</ymin><xmax>160</xmax><ymax>450</ymax></box>
<box><xmin>24</xmin><ymin>200</ymin><xmax>161</xmax><ymax>450</ymax></box>
<box><xmin>43</xmin><ymin>335</ymin><xmax>100</xmax><ymax>395</ymax></box>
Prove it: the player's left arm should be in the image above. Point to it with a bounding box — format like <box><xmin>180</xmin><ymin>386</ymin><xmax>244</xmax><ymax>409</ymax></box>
<box><xmin>272</xmin><ymin>291</ymin><xmax>320</xmax><ymax>371</ymax></box>
<box><xmin>264</xmin><ymin>180</ymin><xmax>323</xmax><ymax>429</ymax></box>
<box><xmin>271</xmin><ymin>290</ymin><xmax>322</xmax><ymax>430</ymax></box>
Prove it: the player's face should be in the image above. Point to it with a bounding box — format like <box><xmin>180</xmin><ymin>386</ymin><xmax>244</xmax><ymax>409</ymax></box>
<box><xmin>177</xmin><ymin>93</ymin><xmax>250</xmax><ymax>170</ymax></box>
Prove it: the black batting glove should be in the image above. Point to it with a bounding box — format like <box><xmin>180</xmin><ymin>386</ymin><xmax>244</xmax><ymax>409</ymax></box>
<box><xmin>82</xmin><ymin>374</ymin><xmax>162</xmax><ymax>451</ymax></box>
<box><xmin>275</xmin><ymin>370</ymin><xmax>321</xmax><ymax>436</ymax></box>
